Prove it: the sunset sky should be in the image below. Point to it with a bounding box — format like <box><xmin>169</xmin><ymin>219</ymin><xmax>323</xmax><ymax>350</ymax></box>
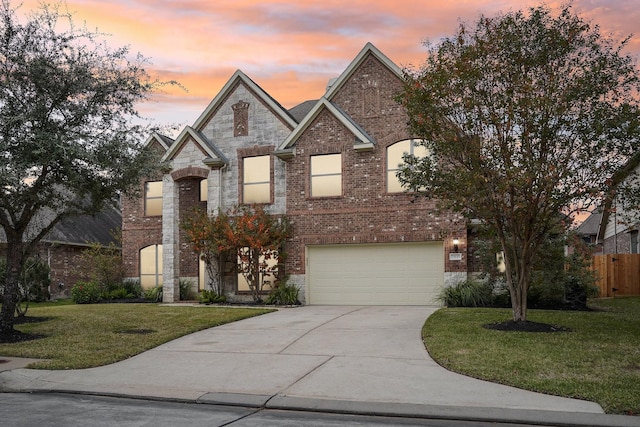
<box><xmin>18</xmin><ymin>0</ymin><xmax>640</xmax><ymax>133</ymax></box>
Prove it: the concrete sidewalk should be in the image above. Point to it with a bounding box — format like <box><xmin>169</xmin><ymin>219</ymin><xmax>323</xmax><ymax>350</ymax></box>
<box><xmin>0</xmin><ymin>306</ymin><xmax>637</xmax><ymax>426</ymax></box>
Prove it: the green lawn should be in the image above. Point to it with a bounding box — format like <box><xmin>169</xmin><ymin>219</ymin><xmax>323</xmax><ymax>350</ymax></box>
<box><xmin>0</xmin><ymin>302</ymin><xmax>274</xmax><ymax>370</ymax></box>
<box><xmin>422</xmin><ymin>297</ymin><xmax>640</xmax><ymax>415</ymax></box>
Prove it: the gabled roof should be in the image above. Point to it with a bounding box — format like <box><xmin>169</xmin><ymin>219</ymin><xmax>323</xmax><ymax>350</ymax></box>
<box><xmin>192</xmin><ymin>69</ymin><xmax>297</xmax><ymax>132</ymax></box>
<box><xmin>324</xmin><ymin>42</ymin><xmax>402</xmax><ymax>102</ymax></box>
<box><xmin>275</xmin><ymin>98</ymin><xmax>376</xmax><ymax>158</ymax></box>
<box><xmin>576</xmin><ymin>208</ymin><xmax>602</xmax><ymax>237</ymax></box>
<box><xmin>275</xmin><ymin>43</ymin><xmax>400</xmax><ymax>158</ymax></box>
<box><xmin>288</xmin><ymin>100</ymin><xmax>318</xmax><ymax>123</ymax></box>
<box><xmin>161</xmin><ymin>126</ymin><xmax>229</xmax><ymax>167</ymax></box>
<box><xmin>144</xmin><ymin>132</ymin><xmax>174</xmax><ymax>151</ymax></box>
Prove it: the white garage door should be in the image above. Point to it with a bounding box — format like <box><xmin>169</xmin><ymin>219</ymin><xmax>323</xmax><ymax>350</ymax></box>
<box><xmin>307</xmin><ymin>242</ymin><xmax>443</xmax><ymax>305</ymax></box>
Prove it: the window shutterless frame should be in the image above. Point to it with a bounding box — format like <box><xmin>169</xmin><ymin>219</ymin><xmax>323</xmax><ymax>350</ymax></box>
<box><xmin>310</xmin><ymin>153</ymin><xmax>342</xmax><ymax>197</ymax></box>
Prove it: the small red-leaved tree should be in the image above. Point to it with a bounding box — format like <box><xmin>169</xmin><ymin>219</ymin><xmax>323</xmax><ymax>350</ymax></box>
<box><xmin>182</xmin><ymin>208</ymin><xmax>230</xmax><ymax>297</ymax></box>
<box><xmin>226</xmin><ymin>206</ymin><xmax>290</xmax><ymax>303</ymax></box>
<box><xmin>182</xmin><ymin>206</ymin><xmax>290</xmax><ymax>303</ymax></box>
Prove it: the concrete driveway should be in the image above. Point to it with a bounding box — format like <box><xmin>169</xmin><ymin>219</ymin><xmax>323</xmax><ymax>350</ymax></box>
<box><xmin>0</xmin><ymin>306</ymin><xmax>609</xmax><ymax>423</ymax></box>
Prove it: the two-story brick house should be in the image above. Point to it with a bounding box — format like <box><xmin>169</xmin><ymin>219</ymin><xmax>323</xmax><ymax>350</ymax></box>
<box><xmin>122</xmin><ymin>43</ymin><xmax>469</xmax><ymax>305</ymax></box>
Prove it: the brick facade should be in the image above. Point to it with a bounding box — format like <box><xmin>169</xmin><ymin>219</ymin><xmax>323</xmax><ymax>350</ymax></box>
<box><xmin>0</xmin><ymin>244</ymin><xmax>89</xmax><ymax>300</ymax></box>
<box><xmin>121</xmin><ymin>140</ymin><xmax>166</xmax><ymax>281</ymax></box>
<box><xmin>121</xmin><ymin>44</ymin><xmax>471</xmax><ymax>303</ymax></box>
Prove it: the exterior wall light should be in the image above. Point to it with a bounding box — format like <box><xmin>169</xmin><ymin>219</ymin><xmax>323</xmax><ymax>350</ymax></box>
<box><xmin>452</xmin><ymin>238</ymin><xmax>460</xmax><ymax>252</ymax></box>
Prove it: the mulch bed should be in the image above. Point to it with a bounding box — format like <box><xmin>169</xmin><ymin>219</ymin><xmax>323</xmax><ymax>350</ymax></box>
<box><xmin>0</xmin><ymin>329</ymin><xmax>45</xmax><ymax>344</ymax></box>
<box><xmin>0</xmin><ymin>316</ymin><xmax>50</xmax><ymax>343</ymax></box>
<box><xmin>483</xmin><ymin>320</ymin><xmax>572</xmax><ymax>333</ymax></box>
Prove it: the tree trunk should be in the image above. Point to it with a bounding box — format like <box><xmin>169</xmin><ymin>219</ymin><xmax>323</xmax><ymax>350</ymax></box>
<box><xmin>0</xmin><ymin>238</ymin><xmax>25</xmax><ymax>333</ymax></box>
<box><xmin>251</xmin><ymin>250</ymin><xmax>261</xmax><ymax>303</ymax></box>
<box><xmin>509</xmin><ymin>278</ymin><xmax>528</xmax><ymax>322</ymax></box>
<box><xmin>500</xmin><ymin>241</ymin><xmax>530</xmax><ymax>323</ymax></box>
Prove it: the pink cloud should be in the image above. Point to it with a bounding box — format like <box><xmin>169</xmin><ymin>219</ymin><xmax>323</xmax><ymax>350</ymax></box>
<box><xmin>16</xmin><ymin>0</ymin><xmax>640</xmax><ymax>128</ymax></box>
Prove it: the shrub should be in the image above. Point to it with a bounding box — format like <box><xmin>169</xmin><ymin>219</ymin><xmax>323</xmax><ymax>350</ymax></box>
<box><xmin>71</xmin><ymin>281</ymin><xmax>103</xmax><ymax>304</ymax></box>
<box><xmin>144</xmin><ymin>286</ymin><xmax>162</xmax><ymax>302</ymax></box>
<box><xmin>179</xmin><ymin>280</ymin><xmax>197</xmax><ymax>301</ymax></box>
<box><xmin>199</xmin><ymin>289</ymin><xmax>226</xmax><ymax>304</ymax></box>
<box><xmin>105</xmin><ymin>287</ymin><xmax>129</xmax><ymax>300</ymax></box>
<box><xmin>265</xmin><ymin>279</ymin><xmax>300</xmax><ymax>306</ymax></box>
<box><xmin>122</xmin><ymin>279</ymin><xmax>143</xmax><ymax>298</ymax></box>
<box><xmin>438</xmin><ymin>280</ymin><xmax>493</xmax><ymax>307</ymax></box>
<box><xmin>75</xmin><ymin>234</ymin><xmax>124</xmax><ymax>288</ymax></box>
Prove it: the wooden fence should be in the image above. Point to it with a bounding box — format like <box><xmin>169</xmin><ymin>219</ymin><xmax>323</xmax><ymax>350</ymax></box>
<box><xmin>592</xmin><ymin>254</ymin><xmax>640</xmax><ymax>297</ymax></box>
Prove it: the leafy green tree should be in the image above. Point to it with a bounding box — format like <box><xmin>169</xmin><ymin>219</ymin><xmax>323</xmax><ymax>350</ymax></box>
<box><xmin>397</xmin><ymin>5</ymin><xmax>640</xmax><ymax>322</ymax></box>
<box><xmin>0</xmin><ymin>1</ymin><xmax>175</xmax><ymax>331</ymax></box>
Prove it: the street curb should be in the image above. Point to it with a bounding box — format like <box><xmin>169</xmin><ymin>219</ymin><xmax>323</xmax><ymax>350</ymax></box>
<box><xmin>5</xmin><ymin>389</ymin><xmax>638</xmax><ymax>427</ymax></box>
<box><xmin>266</xmin><ymin>396</ymin><xmax>640</xmax><ymax>427</ymax></box>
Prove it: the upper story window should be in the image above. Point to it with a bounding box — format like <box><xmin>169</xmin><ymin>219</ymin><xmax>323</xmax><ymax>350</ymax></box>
<box><xmin>200</xmin><ymin>179</ymin><xmax>207</xmax><ymax>202</ymax></box>
<box><xmin>243</xmin><ymin>155</ymin><xmax>271</xmax><ymax>204</ymax></box>
<box><xmin>387</xmin><ymin>140</ymin><xmax>428</xmax><ymax>193</ymax></box>
<box><xmin>144</xmin><ymin>181</ymin><xmax>163</xmax><ymax>216</ymax></box>
<box><xmin>311</xmin><ymin>153</ymin><xmax>342</xmax><ymax>197</ymax></box>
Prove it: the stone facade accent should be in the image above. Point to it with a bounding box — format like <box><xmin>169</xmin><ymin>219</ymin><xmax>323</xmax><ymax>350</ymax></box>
<box><xmin>121</xmin><ymin>44</ymin><xmax>470</xmax><ymax>304</ymax></box>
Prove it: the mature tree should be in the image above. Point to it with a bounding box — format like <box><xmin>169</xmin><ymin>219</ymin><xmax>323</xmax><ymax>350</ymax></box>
<box><xmin>397</xmin><ymin>5</ymin><xmax>640</xmax><ymax>322</ymax></box>
<box><xmin>0</xmin><ymin>1</ymin><xmax>172</xmax><ymax>332</ymax></box>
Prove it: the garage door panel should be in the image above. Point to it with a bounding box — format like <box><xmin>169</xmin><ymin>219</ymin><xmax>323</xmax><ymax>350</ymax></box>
<box><xmin>308</xmin><ymin>243</ymin><xmax>443</xmax><ymax>305</ymax></box>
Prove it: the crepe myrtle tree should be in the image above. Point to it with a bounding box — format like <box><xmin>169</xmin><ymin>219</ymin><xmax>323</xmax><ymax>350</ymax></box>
<box><xmin>182</xmin><ymin>206</ymin><xmax>290</xmax><ymax>303</ymax></box>
<box><xmin>0</xmin><ymin>1</ymin><xmax>176</xmax><ymax>332</ymax></box>
<box><xmin>397</xmin><ymin>5</ymin><xmax>640</xmax><ymax>322</ymax></box>
<box><xmin>229</xmin><ymin>206</ymin><xmax>290</xmax><ymax>303</ymax></box>
<box><xmin>181</xmin><ymin>207</ymin><xmax>230</xmax><ymax>298</ymax></box>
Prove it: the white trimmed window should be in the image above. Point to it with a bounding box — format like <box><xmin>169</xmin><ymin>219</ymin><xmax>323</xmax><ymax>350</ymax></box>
<box><xmin>311</xmin><ymin>153</ymin><xmax>342</xmax><ymax>197</ymax></box>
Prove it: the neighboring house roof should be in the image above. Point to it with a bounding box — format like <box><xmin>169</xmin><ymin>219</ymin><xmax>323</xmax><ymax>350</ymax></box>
<box><xmin>575</xmin><ymin>208</ymin><xmax>602</xmax><ymax>237</ymax></box>
<box><xmin>0</xmin><ymin>205</ymin><xmax>122</xmax><ymax>248</ymax></box>
<box><xmin>43</xmin><ymin>205</ymin><xmax>122</xmax><ymax>247</ymax></box>
<box><xmin>288</xmin><ymin>100</ymin><xmax>318</xmax><ymax>123</ymax></box>
<box><xmin>192</xmin><ymin>69</ymin><xmax>298</xmax><ymax>132</ymax></box>
<box><xmin>144</xmin><ymin>132</ymin><xmax>174</xmax><ymax>151</ymax></box>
